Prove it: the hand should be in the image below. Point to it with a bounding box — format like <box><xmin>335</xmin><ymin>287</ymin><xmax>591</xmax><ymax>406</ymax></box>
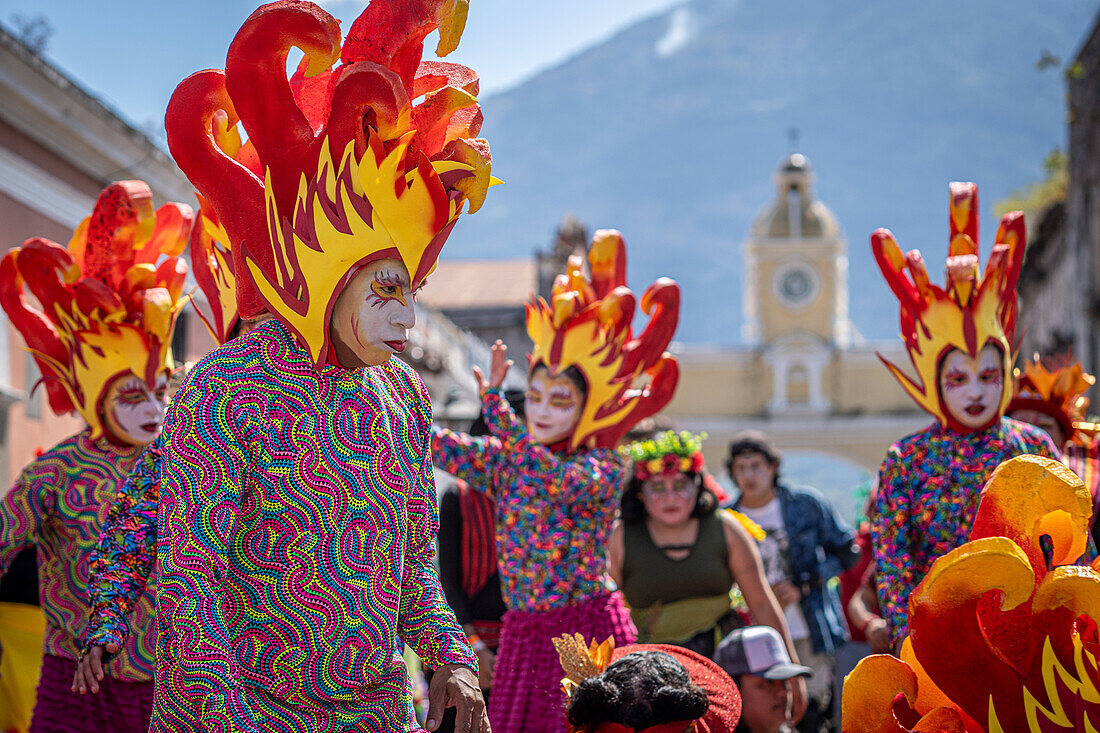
<box><xmin>771</xmin><ymin>580</ymin><xmax>801</xmax><ymax>609</ymax></box>
<box><xmin>71</xmin><ymin>642</ymin><xmax>119</xmax><ymax>695</ymax></box>
<box><xmin>475</xmin><ymin>648</ymin><xmax>495</xmax><ymax>690</ymax></box>
<box><xmin>472</xmin><ymin>341</ymin><xmax>513</xmax><ymax>394</ymax></box>
<box><xmin>425</xmin><ymin>663</ymin><xmax>490</xmax><ymax>732</ymax></box>
<box><xmin>864</xmin><ymin>617</ymin><xmax>892</xmax><ymax>654</ymax></box>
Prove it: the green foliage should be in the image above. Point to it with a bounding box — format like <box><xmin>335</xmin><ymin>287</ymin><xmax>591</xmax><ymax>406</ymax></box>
<box><xmin>994</xmin><ymin>148</ymin><xmax>1068</xmax><ymax>232</ymax></box>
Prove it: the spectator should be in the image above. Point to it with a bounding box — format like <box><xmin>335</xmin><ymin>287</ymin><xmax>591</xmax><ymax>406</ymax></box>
<box><xmin>609</xmin><ymin>431</ymin><xmax>796</xmax><ymax>665</ymax></box>
<box><xmin>726</xmin><ymin>431</ymin><xmax>859</xmax><ymax>730</ymax></box>
<box><xmin>714</xmin><ymin>626</ymin><xmax>813</xmax><ymax>733</ymax></box>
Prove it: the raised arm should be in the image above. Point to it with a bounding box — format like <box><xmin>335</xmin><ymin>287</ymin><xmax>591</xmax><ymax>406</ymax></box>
<box><xmin>156</xmin><ymin>369</ymin><xmax>256</xmax><ymax>732</ymax></box>
<box><xmin>430</xmin><ymin>427</ymin><xmax>504</xmax><ymax>493</ymax></box>
<box><xmin>871</xmin><ymin>448</ymin><xmax>914</xmax><ymax>647</ymax></box>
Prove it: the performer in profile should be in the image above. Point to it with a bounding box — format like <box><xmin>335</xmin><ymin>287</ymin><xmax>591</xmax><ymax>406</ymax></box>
<box><xmin>870</xmin><ymin>182</ymin><xmax>1057</xmax><ymax>647</ymax></box>
<box><xmin>153</xmin><ymin>0</ymin><xmax>496</xmax><ymax>729</ymax></box>
<box><xmin>0</xmin><ymin>180</ymin><xmax>190</xmax><ymax>733</ymax></box>
<box><xmin>433</xmin><ymin>229</ymin><xmax>680</xmax><ymax>733</ymax></box>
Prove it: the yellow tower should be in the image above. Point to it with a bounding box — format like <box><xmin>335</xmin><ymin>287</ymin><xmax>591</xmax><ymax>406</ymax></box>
<box><xmin>742</xmin><ymin>153</ymin><xmax>851</xmax><ymax>413</ymax></box>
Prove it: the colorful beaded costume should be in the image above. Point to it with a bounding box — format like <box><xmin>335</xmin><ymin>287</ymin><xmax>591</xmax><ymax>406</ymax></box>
<box><xmin>871</xmin><ymin>183</ymin><xmax>1058</xmax><ymax>645</ymax></box>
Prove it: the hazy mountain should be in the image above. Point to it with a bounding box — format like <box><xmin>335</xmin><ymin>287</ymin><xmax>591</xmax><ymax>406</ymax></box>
<box><xmin>445</xmin><ymin>0</ymin><xmax>1099</xmax><ymax>344</ymax></box>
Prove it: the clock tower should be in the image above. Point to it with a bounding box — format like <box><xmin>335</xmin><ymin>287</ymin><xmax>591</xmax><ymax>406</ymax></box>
<box><xmin>743</xmin><ymin>153</ymin><xmax>853</xmax><ymax>413</ymax></box>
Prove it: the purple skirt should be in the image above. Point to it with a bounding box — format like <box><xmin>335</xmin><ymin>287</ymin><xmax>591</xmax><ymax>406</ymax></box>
<box><xmin>29</xmin><ymin>654</ymin><xmax>152</xmax><ymax>733</ymax></box>
<box><xmin>488</xmin><ymin>591</ymin><xmax>636</xmax><ymax>733</ymax></box>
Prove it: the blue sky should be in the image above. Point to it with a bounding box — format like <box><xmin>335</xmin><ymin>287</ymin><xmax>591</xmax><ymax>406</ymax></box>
<box><xmin>0</xmin><ymin>0</ymin><xmax>682</xmax><ymax>139</ymax></box>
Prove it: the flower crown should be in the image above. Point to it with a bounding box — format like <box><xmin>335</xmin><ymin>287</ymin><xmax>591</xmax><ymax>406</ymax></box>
<box><xmin>623</xmin><ymin>431</ymin><xmax>707</xmax><ymax>480</ymax></box>
<box><xmin>0</xmin><ymin>181</ymin><xmax>190</xmax><ymax>439</ymax></box>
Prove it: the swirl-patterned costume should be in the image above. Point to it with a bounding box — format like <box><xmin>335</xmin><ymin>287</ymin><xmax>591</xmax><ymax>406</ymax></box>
<box><xmin>152</xmin><ymin>320</ymin><xmax>473</xmax><ymax>732</ymax></box>
<box><xmin>83</xmin><ymin>437</ymin><xmax>162</xmax><ymax>657</ymax></box>
<box><xmin>872</xmin><ymin>418</ymin><xmax>1055</xmax><ymax>644</ymax></box>
<box><xmin>432</xmin><ymin>390</ymin><xmax>637</xmax><ymax>733</ymax></box>
<box><xmin>0</xmin><ymin>434</ymin><xmax>155</xmax><ymax>726</ymax></box>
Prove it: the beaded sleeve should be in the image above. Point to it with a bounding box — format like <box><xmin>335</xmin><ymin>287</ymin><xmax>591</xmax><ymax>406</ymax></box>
<box><xmin>83</xmin><ymin>438</ymin><xmax>161</xmax><ymax>659</ymax></box>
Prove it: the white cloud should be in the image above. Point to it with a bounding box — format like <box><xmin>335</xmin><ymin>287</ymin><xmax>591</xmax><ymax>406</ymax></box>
<box><xmin>655</xmin><ymin>7</ymin><xmax>695</xmax><ymax>58</ymax></box>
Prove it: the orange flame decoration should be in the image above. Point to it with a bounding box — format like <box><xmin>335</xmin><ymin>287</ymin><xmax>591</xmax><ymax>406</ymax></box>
<box><xmin>842</xmin><ymin>455</ymin><xmax>1100</xmax><ymax>733</ymax></box>
<box><xmin>1009</xmin><ymin>355</ymin><xmax>1096</xmax><ymax>445</ymax></box>
<box><xmin>165</xmin><ymin>0</ymin><xmax>493</xmax><ymax>368</ymax></box>
<box><xmin>873</xmin><ymin>183</ymin><xmax>1025</xmax><ymax>432</ymax></box>
<box><xmin>526</xmin><ymin>230</ymin><xmax>680</xmax><ymax>450</ymax></box>
<box><xmin>0</xmin><ymin>181</ymin><xmax>191</xmax><ymax>439</ymax></box>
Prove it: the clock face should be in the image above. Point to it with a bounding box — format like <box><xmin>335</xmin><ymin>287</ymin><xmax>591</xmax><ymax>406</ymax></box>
<box><xmin>781</xmin><ymin>269</ymin><xmax>812</xmax><ymax>302</ymax></box>
<box><xmin>774</xmin><ymin>263</ymin><xmax>818</xmax><ymax>307</ymax></box>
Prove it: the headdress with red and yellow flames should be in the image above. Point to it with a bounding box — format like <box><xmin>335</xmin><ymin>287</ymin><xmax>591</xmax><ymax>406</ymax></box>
<box><xmin>1008</xmin><ymin>354</ymin><xmax>1096</xmax><ymax>445</ymax></box>
<box><xmin>0</xmin><ymin>181</ymin><xmax>190</xmax><ymax>440</ymax></box>
<box><xmin>873</xmin><ymin>182</ymin><xmax>1025</xmax><ymax>432</ymax></box>
<box><xmin>842</xmin><ymin>454</ymin><xmax>1100</xmax><ymax>732</ymax></box>
<box><xmin>165</xmin><ymin>0</ymin><xmax>494</xmax><ymax>368</ymax></box>
<box><xmin>527</xmin><ymin>230</ymin><xmax>680</xmax><ymax>450</ymax></box>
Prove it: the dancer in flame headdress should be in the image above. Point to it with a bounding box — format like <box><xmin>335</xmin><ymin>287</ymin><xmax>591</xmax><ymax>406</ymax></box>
<box><xmin>157</xmin><ymin>1</ymin><xmax>493</xmax><ymax>730</ymax></box>
<box><xmin>843</xmin><ymin>455</ymin><xmax>1100</xmax><ymax>733</ymax></box>
<box><xmin>0</xmin><ymin>181</ymin><xmax>190</xmax><ymax>733</ymax></box>
<box><xmin>1008</xmin><ymin>355</ymin><xmax>1100</xmax><ymax>542</ymax></box>
<box><xmin>870</xmin><ymin>183</ymin><xmax>1058</xmax><ymax>648</ymax></box>
<box><xmin>433</xmin><ymin>230</ymin><xmax>680</xmax><ymax>733</ymax></box>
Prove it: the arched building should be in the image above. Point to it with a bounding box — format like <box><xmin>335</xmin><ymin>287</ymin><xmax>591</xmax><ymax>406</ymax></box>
<box><xmin>665</xmin><ymin>154</ymin><xmax>928</xmax><ymax>509</ymax></box>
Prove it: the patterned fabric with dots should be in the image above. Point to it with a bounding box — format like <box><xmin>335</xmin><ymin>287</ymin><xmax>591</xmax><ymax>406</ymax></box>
<box><xmin>151</xmin><ymin>320</ymin><xmax>474</xmax><ymax>732</ymax></box>
<box><xmin>872</xmin><ymin>416</ymin><xmax>1057</xmax><ymax>645</ymax></box>
<box><xmin>431</xmin><ymin>389</ymin><xmax>630</xmax><ymax>613</ymax></box>
<box><xmin>0</xmin><ymin>432</ymin><xmax>150</xmax><ymax>680</ymax></box>
<box><xmin>84</xmin><ymin>437</ymin><xmax>162</xmax><ymax>661</ymax></box>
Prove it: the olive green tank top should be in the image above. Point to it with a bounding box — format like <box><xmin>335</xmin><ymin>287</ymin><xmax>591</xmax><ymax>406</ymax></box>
<box><xmin>620</xmin><ymin>510</ymin><xmax>734</xmax><ymax>609</ymax></box>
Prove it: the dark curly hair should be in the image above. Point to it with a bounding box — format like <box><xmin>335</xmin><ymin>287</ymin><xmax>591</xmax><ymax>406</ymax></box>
<box><xmin>566</xmin><ymin>651</ymin><xmax>709</xmax><ymax>730</ymax></box>
<box><xmin>620</xmin><ymin>472</ymin><xmax>718</xmax><ymax>524</ymax></box>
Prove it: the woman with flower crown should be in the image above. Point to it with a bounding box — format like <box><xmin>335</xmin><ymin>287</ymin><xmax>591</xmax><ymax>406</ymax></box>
<box><xmin>432</xmin><ymin>229</ymin><xmax>681</xmax><ymax>733</ymax></box>
<box><xmin>870</xmin><ymin>183</ymin><xmax>1058</xmax><ymax>649</ymax></box>
<box><xmin>0</xmin><ymin>180</ymin><xmax>190</xmax><ymax>733</ymax></box>
<box><xmin>609</xmin><ymin>431</ymin><xmax>796</xmax><ymax>662</ymax></box>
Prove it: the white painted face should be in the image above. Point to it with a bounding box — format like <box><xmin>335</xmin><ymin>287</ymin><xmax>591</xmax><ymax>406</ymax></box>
<box><xmin>938</xmin><ymin>343</ymin><xmax>1005</xmax><ymax>430</ymax></box>
<box><xmin>330</xmin><ymin>258</ymin><xmax>418</xmax><ymax>368</ymax></box>
<box><xmin>102</xmin><ymin>373</ymin><xmax>168</xmax><ymax>446</ymax></box>
<box><xmin>639</xmin><ymin>473</ymin><xmax>699</xmax><ymax>527</ymax></box>
<box><xmin>525</xmin><ymin>369</ymin><xmax>583</xmax><ymax>445</ymax></box>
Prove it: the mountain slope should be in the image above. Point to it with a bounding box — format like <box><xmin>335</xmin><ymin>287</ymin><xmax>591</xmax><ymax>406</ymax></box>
<box><xmin>445</xmin><ymin>0</ymin><xmax>1098</xmax><ymax>344</ymax></box>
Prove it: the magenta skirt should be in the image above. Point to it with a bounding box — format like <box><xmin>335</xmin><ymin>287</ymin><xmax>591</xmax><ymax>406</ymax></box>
<box><xmin>29</xmin><ymin>653</ymin><xmax>153</xmax><ymax>733</ymax></box>
<box><xmin>488</xmin><ymin>591</ymin><xmax>636</xmax><ymax>733</ymax></box>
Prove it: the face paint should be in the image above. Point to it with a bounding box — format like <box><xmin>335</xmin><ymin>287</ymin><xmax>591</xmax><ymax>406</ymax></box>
<box><xmin>525</xmin><ymin>370</ymin><xmax>583</xmax><ymax>445</ymax></box>
<box><xmin>103</xmin><ymin>373</ymin><xmax>168</xmax><ymax>446</ymax></box>
<box><xmin>938</xmin><ymin>343</ymin><xmax>1005</xmax><ymax>431</ymax></box>
<box><xmin>330</xmin><ymin>258</ymin><xmax>418</xmax><ymax>368</ymax></box>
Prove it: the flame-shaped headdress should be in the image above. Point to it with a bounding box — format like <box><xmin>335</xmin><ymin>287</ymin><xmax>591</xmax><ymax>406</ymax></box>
<box><xmin>0</xmin><ymin>181</ymin><xmax>191</xmax><ymax>439</ymax></box>
<box><xmin>189</xmin><ymin>193</ymin><xmax>239</xmax><ymax>344</ymax></box>
<box><xmin>1009</xmin><ymin>355</ymin><xmax>1096</xmax><ymax>445</ymax></box>
<box><xmin>842</xmin><ymin>455</ymin><xmax>1100</xmax><ymax>732</ymax></box>
<box><xmin>527</xmin><ymin>230</ymin><xmax>680</xmax><ymax>450</ymax></box>
<box><xmin>873</xmin><ymin>183</ymin><xmax>1025</xmax><ymax>432</ymax></box>
<box><xmin>166</xmin><ymin>0</ymin><xmax>493</xmax><ymax>368</ymax></box>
